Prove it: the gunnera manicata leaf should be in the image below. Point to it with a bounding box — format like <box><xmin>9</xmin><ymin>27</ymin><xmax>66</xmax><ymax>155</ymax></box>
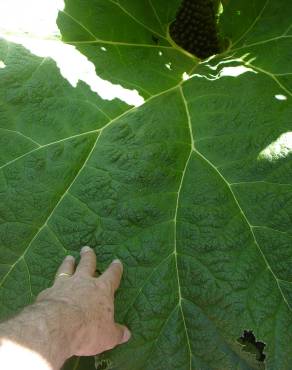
<box><xmin>0</xmin><ymin>0</ymin><xmax>292</xmax><ymax>369</ymax></box>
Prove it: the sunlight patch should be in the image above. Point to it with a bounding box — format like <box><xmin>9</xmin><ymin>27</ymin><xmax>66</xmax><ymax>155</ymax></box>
<box><xmin>275</xmin><ymin>94</ymin><xmax>287</xmax><ymax>101</ymax></box>
<box><xmin>165</xmin><ymin>62</ymin><xmax>172</xmax><ymax>70</ymax></box>
<box><xmin>0</xmin><ymin>0</ymin><xmax>63</xmax><ymax>37</ymax></box>
<box><xmin>219</xmin><ymin>65</ymin><xmax>256</xmax><ymax>77</ymax></box>
<box><xmin>3</xmin><ymin>35</ymin><xmax>144</xmax><ymax>107</ymax></box>
<box><xmin>0</xmin><ymin>0</ymin><xmax>144</xmax><ymax>107</ymax></box>
<box><xmin>0</xmin><ymin>61</ymin><xmax>6</xmax><ymax>69</ymax></box>
<box><xmin>182</xmin><ymin>72</ymin><xmax>190</xmax><ymax>81</ymax></box>
<box><xmin>199</xmin><ymin>54</ymin><xmax>257</xmax><ymax>80</ymax></box>
<box><xmin>0</xmin><ymin>338</ymin><xmax>52</xmax><ymax>370</ymax></box>
<box><xmin>258</xmin><ymin>132</ymin><xmax>292</xmax><ymax>162</ymax></box>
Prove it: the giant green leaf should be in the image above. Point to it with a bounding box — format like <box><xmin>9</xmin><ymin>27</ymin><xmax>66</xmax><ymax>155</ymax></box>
<box><xmin>0</xmin><ymin>0</ymin><xmax>292</xmax><ymax>369</ymax></box>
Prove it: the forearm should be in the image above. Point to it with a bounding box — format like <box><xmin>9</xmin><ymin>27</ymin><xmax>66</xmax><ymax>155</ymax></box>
<box><xmin>0</xmin><ymin>301</ymin><xmax>79</xmax><ymax>370</ymax></box>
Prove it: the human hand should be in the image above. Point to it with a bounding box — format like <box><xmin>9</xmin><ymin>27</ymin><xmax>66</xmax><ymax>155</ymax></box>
<box><xmin>36</xmin><ymin>246</ymin><xmax>131</xmax><ymax>358</ymax></box>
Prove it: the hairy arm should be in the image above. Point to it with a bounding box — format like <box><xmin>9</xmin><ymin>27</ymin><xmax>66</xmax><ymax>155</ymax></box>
<box><xmin>0</xmin><ymin>247</ymin><xmax>131</xmax><ymax>370</ymax></box>
<box><xmin>0</xmin><ymin>300</ymin><xmax>78</xmax><ymax>369</ymax></box>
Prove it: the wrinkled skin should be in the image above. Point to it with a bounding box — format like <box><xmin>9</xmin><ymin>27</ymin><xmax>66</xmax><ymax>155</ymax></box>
<box><xmin>37</xmin><ymin>246</ymin><xmax>131</xmax><ymax>357</ymax></box>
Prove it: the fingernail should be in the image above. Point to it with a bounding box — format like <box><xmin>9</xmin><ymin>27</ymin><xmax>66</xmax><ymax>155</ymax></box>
<box><xmin>65</xmin><ymin>255</ymin><xmax>75</xmax><ymax>261</ymax></box>
<box><xmin>81</xmin><ymin>246</ymin><xmax>92</xmax><ymax>254</ymax></box>
<box><xmin>122</xmin><ymin>328</ymin><xmax>131</xmax><ymax>343</ymax></box>
<box><xmin>112</xmin><ymin>259</ymin><xmax>122</xmax><ymax>265</ymax></box>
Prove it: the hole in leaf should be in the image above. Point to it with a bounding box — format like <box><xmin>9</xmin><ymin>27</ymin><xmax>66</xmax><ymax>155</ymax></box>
<box><xmin>95</xmin><ymin>358</ymin><xmax>112</xmax><ymax>370</ymax></box>
<box><xmin>238</xmin><ymin>330</ymin><xmax>266</xmax><ymax>362</ymax></box>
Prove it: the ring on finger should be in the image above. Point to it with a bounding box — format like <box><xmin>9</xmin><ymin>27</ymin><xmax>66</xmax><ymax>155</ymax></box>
<box><xmin>56</xmin><ymin>272</ymin><xmax>72</xmax><ymax>278</ymax></box>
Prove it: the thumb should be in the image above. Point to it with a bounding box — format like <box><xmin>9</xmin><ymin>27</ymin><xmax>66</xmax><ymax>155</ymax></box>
<box><xmin>114</xmin><ymin>324</ymin><xmax>131</xmax><ymax>345</ymax></box>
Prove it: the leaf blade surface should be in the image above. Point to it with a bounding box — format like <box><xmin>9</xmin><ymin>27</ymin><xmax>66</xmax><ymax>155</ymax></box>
<box><xmin>0</xmin><ymin>0</ymin><xmax>292</xmax><ymax>369</ymax></box>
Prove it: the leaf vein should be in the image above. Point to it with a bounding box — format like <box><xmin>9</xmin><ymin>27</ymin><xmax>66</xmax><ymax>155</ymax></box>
<box><xmin>148</xmin><ymin>0</ymin><xmax>164</xmax><ymax>33</ymax></box>
<box><xmin>231</xmin><ymin>0</ymin><xmax>270</xmax><ymax>48</ymax></box>
<box><xmin>0</xmin><ymin>132</ymin><xmax>100</xmax><ymax>289</ymax></box>
<box><xmin>107</xmin><ymin>0</ymin><xmax>166</xmax><ymax>40</ymax></box>
<box><xmin>177</xmin><ymin>87</ymin><xmax>195</xmax><ymax>369</ymax></box>
<box><xmin>193</xmin><ymin>148</ymin><xmax>292</xmax><ymax>312</ymax></box>
<box><xmin>0</xmin><ymin>128</ymin><xmax>41</xmax><ymax>147</ymax></box>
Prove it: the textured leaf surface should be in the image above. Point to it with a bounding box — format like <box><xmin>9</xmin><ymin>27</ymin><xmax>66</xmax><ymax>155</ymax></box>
<box><xmin>1</xmin><ymin>1</ymin><xmax>292</xmax><ymax>369</ymax></box>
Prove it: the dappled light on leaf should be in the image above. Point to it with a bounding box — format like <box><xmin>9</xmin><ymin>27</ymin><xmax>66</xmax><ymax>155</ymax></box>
<box><xmin>196</xmin><ymin>53</ymin><xmax>258</xmax><ymax>80</ymax></box>
<box><xmin>2</xmin><ymin>35</ymin><xmax>144</xmax><ymax>107</ymax></box>
<box><xmin>182</xmin><ymin>72</ymin><xmax>191</xmax><ymax>81</ymax></box>
<box><xmin>0</xmin><ymin>338</ymin><xmax>52</xmax><ymax>370</ymax></box>
<box><xmin>0</xmin><ymin>0</ymin><xmax>144</xmax><ymax>107</ymax></box>
<box><xmin>218</xmin><ymin>65</ymin><xmax>256</xmax><ymax>77</ymax></box>
<box><xmin>0</xmin><ymin>0</ymin><xmax>62</xmax><ymax>37</ymax></box>
<box><xmin>275</xmin><ymin>94</ymin><xmax>287</xmax><ymax>101</ymax></box>
<box><xmin>165</xmin><ymin>62</ymin><xmax>172</xmax><ymax>70</ymax></box>
<box><xmin>258</xmin><ymin>132</ymin><xmax>292</xmax><ymax>162</ymax></box>
<box><xmin>1</xmin><ymin>1</ymin><xmax>292</xmax><ymax>370</ymax></box>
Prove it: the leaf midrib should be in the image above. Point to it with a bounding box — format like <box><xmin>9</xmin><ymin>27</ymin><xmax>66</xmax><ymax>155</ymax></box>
<box><xmin>1</xmin><ymin>69</ymin><xmax>290</xmax><ymax>351</ymax></box>
<box><xmin>0</xmin><ymin>79</ymin><xmax>189</xmax><ymax>289</ymax></box>
<box><xmin>194</xmin><ymin>148</ymin><xmax>292</xmax><ymax>313</ymax></box>
<box><xmin>230</xmin><ymin>0</ymin><xmax>270</xmax><ymax>48</ymax></box>
<box><xmin>0</xmin><ymin>131</ymin><xmax>100</xmax><ymax>289</ymax></box>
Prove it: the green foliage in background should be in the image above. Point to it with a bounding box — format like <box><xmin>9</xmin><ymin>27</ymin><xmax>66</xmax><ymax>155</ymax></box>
<box><xmin>0</xmin><ymin>0</ymin><xmax>292</xmax><ymax>369</ymax></box>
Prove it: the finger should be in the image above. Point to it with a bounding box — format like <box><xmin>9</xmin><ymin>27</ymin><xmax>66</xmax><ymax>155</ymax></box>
<box><xmin>55</xmin><ymin>255</ymin><xmax>75</xmax><ymax>282</ymax></box>
<box><xmin>99</xmin><ymin>259</ymin><xmax>123</xmax><ymax>293</ymax></box>
<box><xmin>75</xmin><ymin>246</ymin><xmax>96</xmax><ymax>277</ymax></box>
<box><xmin>112</xmin><ymin>324</ymin><xmax>131</xmax><ymax>346</ymax></box>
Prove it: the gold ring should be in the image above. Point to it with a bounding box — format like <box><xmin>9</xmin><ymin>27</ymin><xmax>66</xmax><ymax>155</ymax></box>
<box><xmin>57</xmin><ymin>272</ymin><xmax>72</xmax><ymax>278</ymax></box>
